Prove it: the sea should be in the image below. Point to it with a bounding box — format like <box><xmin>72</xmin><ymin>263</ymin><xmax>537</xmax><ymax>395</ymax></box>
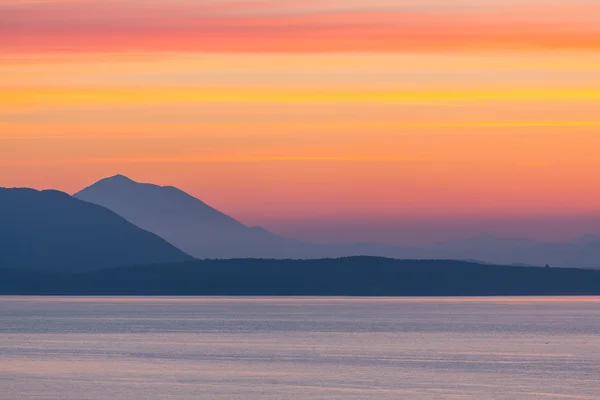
<box><xmin>1</xmin><ymin>296</ymin><xmax>600</xmax><ymax>399</ymax></box>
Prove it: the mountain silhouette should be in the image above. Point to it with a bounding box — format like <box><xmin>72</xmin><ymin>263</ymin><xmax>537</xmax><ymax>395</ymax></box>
<box><xmin>432</xmin><ymin>232</ymin><xmax>537</xmax><ymax>252</ymax></box>
<box><xmin>73</xmin><ymin>175</ymin><xmax>600</xmax><ymax>268</ymax></box>
<box><xmin>437</xmin><ymin>233</ymin><xmax>600</xmax><ymax>269</ymax></box>
<box><xmin>74</xmin><ymin>175</ymin><xmax>436</xmax><ymax>259</ymax></box>
<box><xmin>74</xmin><ymin>175</ymin><xmax>324</xmax><ymax>259</ymax></box>
<box><xmin>0</xmin><ymin>187</ymin><xmax>192</xmax><ymax>272</ymax></box>
<box><xmin>570</xmin><ymin>234</ymin><xmax>600</xmax><ymax>245</ymax></box>
<box><xmin>2</xmin><ymin>257</ymin><xmax>600</xmax><ymax>296</ymax></box>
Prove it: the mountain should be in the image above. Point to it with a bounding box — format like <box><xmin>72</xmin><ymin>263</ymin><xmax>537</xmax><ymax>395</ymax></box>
<box><xmin>432</xmin><ymin>232</ymin><xmax>537</xmax><ymax>252</ymax></box>
<box><xmin>427</xmin><ymin>233</ymin><xmax>600</xmax><ymax>269</ymax></box>
<box><xmin>2</xmin><ymin>257</ymin><xmax>600</xmax><ymax>296</ymax></box>
<box><xmin>73</xmin><ymin>175</ymin><xmax>600</xmax><ymax>268</ymax></box>
<box><xmin>74</xmin><ymin>175</ymin><xmax>434</xmax><ymax>259</ymax></box>
<box><xmin>74</xmin><ymin>175</ymin><xmax>349</xmax><ymax>259</ymax></box>
<box><xmin>0</xmin><ymin>187</ymin><xmax>193</xmax><ymax>272</ymax></box>
<box><xmin>570</xmin><ymin>234</ymin><xmax>600</xmax><ymax>246</ymax></box>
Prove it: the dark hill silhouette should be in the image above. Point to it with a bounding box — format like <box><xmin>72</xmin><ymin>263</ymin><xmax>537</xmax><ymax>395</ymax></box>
<box><xmin>2</xmin><ymin>257</ymin><xmax>600</xmax><ymax>296</ymax></box>
<box><xmin>0</xmin><ymin>187</ymin><xmax>192</xmax><ymax>272</ymax></box>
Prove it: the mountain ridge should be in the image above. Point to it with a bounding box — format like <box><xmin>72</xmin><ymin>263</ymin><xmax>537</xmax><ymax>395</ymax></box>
<box><xmin>0</xmin><ymin>187</ymin><xmax>193</xmax><ymax>272</ymax></box>
<box><xmin>72</xmin><ymin>174</ymin><xmax>600</xmax><ymax>268</ymax></box>
<box><xmin>74</xmin><ymin>175</ymin><xmax>330</xmax><ymax>259</ymax></box>
<box><xmin>2</xmin><ymin>257</ymin><xmax>600</xmax><ymax>296</ymax></box>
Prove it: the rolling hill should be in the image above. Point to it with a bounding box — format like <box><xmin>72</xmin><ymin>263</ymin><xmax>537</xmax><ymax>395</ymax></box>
<box><xmin>0</xmin><ymin>187</ymin><xmax>193</xmax><ymax>272</ymax></box>
<box><xmin>2</xmin><ymin>257</ymin><xmax>600</xmax><ymax>296</ymax></box>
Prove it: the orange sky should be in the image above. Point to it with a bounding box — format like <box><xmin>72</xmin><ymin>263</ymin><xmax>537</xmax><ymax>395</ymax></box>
<box><xmin>2</xmin><ymin>0</ymin><xmax>600</xmax><ymax>243</ymax></box>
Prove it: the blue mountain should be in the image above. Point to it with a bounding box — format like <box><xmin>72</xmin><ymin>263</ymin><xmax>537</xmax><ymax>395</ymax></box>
<box><xmin>0</xmin><ymin>187</ymin><xmax>192</xmax><ymax>272</ymax></box>
<box><xmin>74</xmin><ymin>175</ymin><xmax>328</xmax><ymax>259</ymax></box>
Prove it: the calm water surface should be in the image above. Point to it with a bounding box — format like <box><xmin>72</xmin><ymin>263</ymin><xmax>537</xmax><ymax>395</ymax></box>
<box><xmin>1</xmin><ymin>296</ymin><xmax>600</xmax><ymax>399</ymax></box>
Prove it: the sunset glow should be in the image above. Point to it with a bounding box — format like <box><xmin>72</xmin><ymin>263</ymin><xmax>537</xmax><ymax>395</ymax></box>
<box><xmin>2</xmin><ymin>0</ymin><xmax>600</xmax><ymax>243</ymax></box>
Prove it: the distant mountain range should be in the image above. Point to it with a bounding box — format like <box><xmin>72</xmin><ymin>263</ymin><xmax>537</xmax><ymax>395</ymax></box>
<box><xmin>1</xmin><ymin>174</ymin><xmax>600</xmax><ymax>275</ymax></box>
<box><xmin>73</xmin><ymin>175</ymin><xmax>431</xmax><ymax>260</ymax></box>
<box><xmin>0</xmin><ymin>187</ymin><xmax>192</xmax><ymax>272</ymax></box>
<box><xmin>2</xmin><ymin>257</ymin><xmax>600</xmax><ymax>296</ymax></box>
<box><xmin>74</xmin><ymin>174</ymin><xmax>325</xmax><ymax>259</ymax></box>
<box><xmin>432</xmin><ymin>232</ymin><xmax>600</xmax><ymax>269</ymax></box>
<box><xmin>74</xmin><ymin>175</ymin><xmax>600</xmax><ymax>269</ymax></box>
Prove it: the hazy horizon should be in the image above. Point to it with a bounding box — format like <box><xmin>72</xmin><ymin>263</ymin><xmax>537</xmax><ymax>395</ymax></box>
<box><xmin>2</xmin><ymin>0</ymin><xmax>600</xmax><ymax>245</ymax></box>
<box><xmin>4</xmin><ymin>2</ymin><xmax>600</xmax><ymax>399</ymax></box>
<box><xmin>6</xmin><ymin>173</ymin><xmax>600</xmax><ymax>247</ymax></box>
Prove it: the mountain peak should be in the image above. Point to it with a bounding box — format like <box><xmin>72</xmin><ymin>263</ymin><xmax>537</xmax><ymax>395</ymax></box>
<box><xmin>74</xmin><ymin>174</ymin><xmax>142</xmax><ymax>199</ymax></box>
<box><xmin>73</xmin><ymin>176</ymin><xmax>302</xmax><ymax>259</ymax></box>
<box><xmin>103</xmin><ymin>174</ymin><xmax>136</xmax><ymax>184</ymax></box>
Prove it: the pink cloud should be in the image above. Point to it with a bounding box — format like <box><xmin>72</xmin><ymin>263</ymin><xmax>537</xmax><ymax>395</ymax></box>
<box><xmin>1</xmin><ymin>0</ymin><xmax>600</xmax><ymax>53</ymax></box>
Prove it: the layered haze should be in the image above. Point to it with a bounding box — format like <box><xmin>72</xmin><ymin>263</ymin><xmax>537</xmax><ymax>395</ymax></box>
<box><xmin>2</xmin><ymin>0</ymin><xmax>600</xmax><ymax>244</ymax></box>
<box><xmin>72</xmin><ymin>175</ymin><xmax>600</xmax><ymax>268</ymax></box>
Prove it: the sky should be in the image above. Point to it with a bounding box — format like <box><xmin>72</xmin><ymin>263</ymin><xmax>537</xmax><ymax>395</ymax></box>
<box><xmin>2</xmin><ymin>0</ymin><xmax>600</xmax><ymax>245</ymax></box>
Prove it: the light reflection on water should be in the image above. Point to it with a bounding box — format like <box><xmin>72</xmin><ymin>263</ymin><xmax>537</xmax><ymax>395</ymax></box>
<box><xmin>1</xmin><ymin>296</ymin><xmax>600</xmax><ymax>400</ymax></box>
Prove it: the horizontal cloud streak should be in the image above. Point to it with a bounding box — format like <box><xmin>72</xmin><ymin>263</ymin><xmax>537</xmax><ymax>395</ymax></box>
<box><xmin>2</xmin><ymin>1</ymin><xmax>600</xmax><ymax>53</ymax></box>
<box><xmin>3</xmin><ymin>0</ymin><xmax>600</xmax><ymax>241</ymax></box>
<box><xmin>3</xmin><ymin>87</ymin><xmax>600</xmax><ymax>112</ymax></box>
